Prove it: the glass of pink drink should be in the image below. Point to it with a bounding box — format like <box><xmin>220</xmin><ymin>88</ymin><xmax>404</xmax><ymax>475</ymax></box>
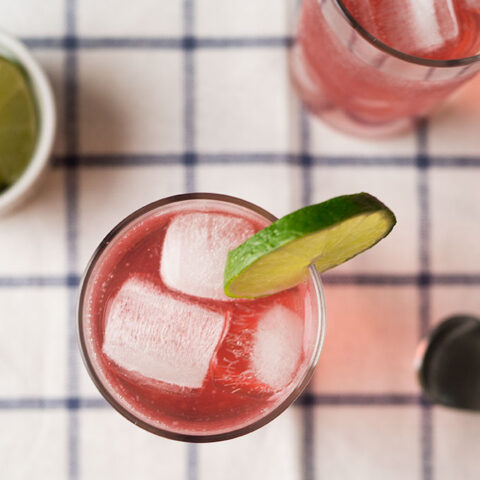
<box><xmin>78</xmin><ymin>194</ymin><xmax>326</xmax><ymax>442</ymax></box>
<box><xmin>291</xmin><ymin>0</ymin><xmax>480</xmax><ymax>137</ymax></box>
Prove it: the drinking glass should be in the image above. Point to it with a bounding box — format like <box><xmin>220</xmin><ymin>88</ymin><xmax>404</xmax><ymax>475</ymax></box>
<box><xmin>78</xmin><ymin>193</ymin><xmax>326</xmax><ymax>442</ymax></box>
<box><xmin>291</xmin><ymin>0</ymin><xmax>480</xmax><ymax>137</ymax></box>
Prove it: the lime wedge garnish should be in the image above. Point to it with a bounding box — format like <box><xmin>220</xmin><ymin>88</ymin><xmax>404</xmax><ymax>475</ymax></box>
<box><xmin>224</xmin><ymin>193</ymin><xmax>396</xmax><ymax>298</ymax></box>
<box><xmin>0</xmin><ymin>56</ymin><xmax>38</xmax><ymax>190</ymax></box>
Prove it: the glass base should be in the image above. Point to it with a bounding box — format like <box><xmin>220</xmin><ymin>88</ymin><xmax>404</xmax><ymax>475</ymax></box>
<box><xmin>290</xmin><ymin>45</ymin><xmax>417</xmax><ymax>139</ymax></box>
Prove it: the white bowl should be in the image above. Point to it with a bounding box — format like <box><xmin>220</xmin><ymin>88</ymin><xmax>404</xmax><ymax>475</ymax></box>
<box><xmin>0</xmin><ymin>29</ymin><xmax>56</xmax><ymax>215</ymax></box>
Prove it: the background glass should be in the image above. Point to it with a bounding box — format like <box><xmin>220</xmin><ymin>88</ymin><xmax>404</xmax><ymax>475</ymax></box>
<box><xmin>291</xmin><ymin>0</ymin><xmax>480</xmax><ymax>137</ymax></box>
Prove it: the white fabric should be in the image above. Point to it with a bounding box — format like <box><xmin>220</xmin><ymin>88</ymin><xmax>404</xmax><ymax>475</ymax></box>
<box><xmin>1</xmin><ymin>0</ymin><xmax>480</xmax><ymax>479</ymax></box>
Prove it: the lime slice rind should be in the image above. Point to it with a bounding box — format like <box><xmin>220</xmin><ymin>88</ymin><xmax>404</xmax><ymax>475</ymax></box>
<box><xmin>224</xmin><ymin>193</ymin><xmax>396</xmax><ymax>299</ymax></box>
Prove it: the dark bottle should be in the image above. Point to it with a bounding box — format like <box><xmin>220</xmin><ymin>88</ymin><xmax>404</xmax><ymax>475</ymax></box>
<box><xmin>418</xmin><ymin>315</ymin><xmax>480</xmax><ymax>411</ymax></box>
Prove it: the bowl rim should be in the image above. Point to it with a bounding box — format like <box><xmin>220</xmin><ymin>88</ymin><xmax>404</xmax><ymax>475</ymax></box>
<box><xmin>0</xmin><ymin>28</ymin><xmax>56</xmax><ymax>215</ymax></box>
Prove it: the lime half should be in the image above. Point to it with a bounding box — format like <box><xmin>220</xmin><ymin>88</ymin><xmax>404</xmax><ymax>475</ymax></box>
<box><xmin>224</xmin><ymin>193</ymin><xmax>396</xmax><ymax>298</ymax></box>
<box><xmin>0</xmin><ymin>56</ymin><xmax>38</xmax><ymax>191</ymax></box>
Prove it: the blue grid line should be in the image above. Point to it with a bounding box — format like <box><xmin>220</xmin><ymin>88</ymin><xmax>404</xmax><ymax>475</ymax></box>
<box><xmin>191</xmin><ymin>37</ymin><xmax>293</xmax><ymax>48</ymax></box>
<box><xmin>184</xmin><ymin>153</ymin><xmax>196</xmax><ymax>192</ymax></box>
<box><xmin>418</xmin><ymin>126</ymin><xmax>431</xmax><ymax>340</ymax></box>
<box><xmin>0</xmin><ymin>397</ymin><xmax>108</xmax><ymax>409</ymax></box>
<box><xmin>52</xmin><ymin>152</ymin><xmax>480</xmax><ymax>168</ymax></box>
<box><xmin>0</xmin><ymin>275</ymin><xmax>79</xmax><ymax>287</ymax></box>
<box><xmin>65</xmin><ymin>0</ymin><xmax>79</xmax><ymax>478</ymax></box>
<box><xmin>53</xmin><ymin>153</ymin><xmax>415</xmax><ymax>167</ymax></box>
<box><xmin>67</xmin><ymin>290</ymin><xmax>79</xmax><ymax>480</ymax></box>
<box><xmin>183</xmin><ymin>2</ymin><xmax>198</xmax><ymax>479</ymax></box>
<box><xmin>323</xmin><ymin>273</ymin><xmax>420</xmax><ymax>286</ymax></box>
<box><xmin>187</xmin><ymin>444</ymin><xmax>198</xmax><ymax>480</ymax></box>
<box><xmin>2</xmin><ymin>273</ymin><xmax>480</xmax><ymax>288</ymax></box>
<box><xmin>0</xmin><ymin>393</ymin><xmax>425</xmax><ymax>410</ymax></box>
<box><xmin>421</xmin><ymin>407</ymin><xmax>434</xmax><ymax>480</ymax></box>
<box><xmin>431</xmin><ymin>156</ymin><xmax>480</xmax><ymax>167</ymax></box>
<box><xmin>52</xmin><ymin>153</ymin><xmax>185</xmax><ymax>167</ymax></box>
<box><xmin>299</xmin><ymin>107</ymin><xmax>315</xmax><ymax>480</ymax></box>
<box><xmin>300</xmin><ymin>154</ymin><xmax>415</xmax><ymax>167</ymax></box>
<box><xmin>184</xmin><ymin>25</ymin><xmax>196</xmax><ymax>190</ymax></box>
<box><xmin>322</xmin><ymin>273</ymin><xmax>480</xmax><ymax>286</ymax></box>
<box><xmin>424</xmin><ymin>274</ymin><xmax>480</xmax><ymax>285</ymax></box>
<box><xmin>22</xmin><ymin>35</ymin><xmax>293</xmax><ymax>50</ymax></box>
<box><xmin>300</xmin><ymin>115</ymin><xmax>313</xmax><ymax>208</ymax></box>
<box><xmin>417</xmin><ymin>120</ymin><xmax>433</xmax><ymax>480</ymax></box>
<box><xmin>298</xmin><ymin>393</ymin><xmax>426</xmax><ymax>407</ymax></box>
<box><xmin>302</xmin><ymin>405</ymin><xmax>315</xmax><ymax>480</ymax></box>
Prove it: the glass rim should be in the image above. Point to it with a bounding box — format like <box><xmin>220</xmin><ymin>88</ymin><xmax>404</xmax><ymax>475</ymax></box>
<box><xmin>334</xmin><ymin>0</ymin><xmax>480</xmax><ymax>67</ymax></box>
<box><xmin>77</xmin><ymin>192</ymin><xmax>327</xmax><ymax>443</ymax></box>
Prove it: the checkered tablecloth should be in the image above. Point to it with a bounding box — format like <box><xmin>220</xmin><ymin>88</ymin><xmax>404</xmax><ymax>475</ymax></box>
<box><xmin>2</xmin><ymin>1</ymin><xmax>480</xmax><ymax>479</ymax></box>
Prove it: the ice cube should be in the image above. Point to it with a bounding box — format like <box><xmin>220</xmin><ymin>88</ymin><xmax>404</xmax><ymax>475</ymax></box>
<box><xmin>160</xmin><ymin>212</ymin><xmax>255</xmax><ymax>301</ymax></box>
<box><xmin>408</xmin><ymin>0</ymin><xmax>459</xmax><ymax>52</ymax></box>
<box><xmin>103</xmin><ymin>276</ymin><xmax>225</xmax><ymax>389</ymax></box>
<box><xmin>252</xmin><ymin>305</ymin><xmax>304</xmax><ymax>391</ymax></box>
<box><xmin>213</xmin><ymin>302</ymin><xmax>304</xmax><ymax>396</ymax></box>
<box><xmin>365</xmin><ymin>0</ymin><xmax>460</xmax><ymax>55</ymax></box>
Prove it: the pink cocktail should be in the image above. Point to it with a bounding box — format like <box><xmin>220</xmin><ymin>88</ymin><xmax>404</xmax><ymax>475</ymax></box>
<box><xmin>78</xmin><ymin>194</ymin><xmax>325</xmax><ymax>441</ymax></box>
<box><xmin>291</xmin><ymin>0</ymin><xmax>480</xmax><ymax>137</ymax></box>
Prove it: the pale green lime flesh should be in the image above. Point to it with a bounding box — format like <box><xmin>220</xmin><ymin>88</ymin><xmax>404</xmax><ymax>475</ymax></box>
<box><xmin>224</xmin><ymin>193</ymin><xmax>396</xmax><ymax>298</ymax></box>
<box><xmin>0</xmin><ymin>56</ymin><xmax>38</xmax><ymax>192</ymax></box>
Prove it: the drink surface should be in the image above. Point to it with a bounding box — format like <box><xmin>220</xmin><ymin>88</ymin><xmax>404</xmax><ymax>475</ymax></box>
<box><xmin>83</xmin><ymin>200</ymin><xmax>312</xmax><ymax>436</ymax></box>
<box><xmin>293</xmin><ymin>0</ymin><xmax>480</xmax><ymax>135</ymax></box>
